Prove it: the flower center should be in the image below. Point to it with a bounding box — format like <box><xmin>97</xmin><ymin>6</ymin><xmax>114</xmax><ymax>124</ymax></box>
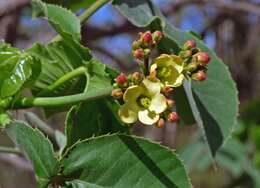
<box><xmin>137</xmin><ymin>95</ymin><xmax>151</xmax><ymax>109</ymax></box>
<box><xmin>157</xmin><ymin>66</ymin><xmax>173</xmax><ymax>79</ymax></box>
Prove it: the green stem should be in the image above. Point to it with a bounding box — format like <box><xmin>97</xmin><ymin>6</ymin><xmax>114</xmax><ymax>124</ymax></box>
<box><xmin>0</xmin><ymin>146</ymin><xmax>22</xmax><ymax>155</ymax></box>
<box><xmin>51</xmin><ymin>0</ymin><xmax>111</xmax><ymax>42</ymax></box>
<box><xmin>13</xmin><ymin>87</ymin><xmax>112</xmax><ymax>108</ymax></box>
<box><xmin>144</xmin><ymin>58</ymin><xmax>149</xmax><ymax>76</ymax></box>
<box><xmin>37</xmin><ymin>66</ymin><xmax>88</xmax><ymax>96</ymax></box>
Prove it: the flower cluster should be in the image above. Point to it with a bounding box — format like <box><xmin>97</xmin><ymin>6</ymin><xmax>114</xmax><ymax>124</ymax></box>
<box><xmin>112</xmin><ymin>31</ymin><xmax>210</xmax><ymax>127</ymax></box>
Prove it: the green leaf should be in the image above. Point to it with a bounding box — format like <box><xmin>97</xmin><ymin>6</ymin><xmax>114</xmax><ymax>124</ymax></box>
<box><xmin>0</xmin><ymin>43</ymin><xmax>34</xmax><ymax>99</ymax></box>
<box><xmin>32</xmin><ymin>0</ymin><xmax>81</xmax><ymax>42</ymax></box>
<box><xmin>6</xmin><ymin>121</ymin><xmax>59</xmax><ymax>187</ymax></box>
<box><xmin>65</xmin><ymin>59</ymin><xmax>128</xmax><ymax>147</ymax></box>
<box><xmin>179</xmin><ymin>136</ymin><xmax>247</xmax><ymax>177</ymax></box>
<box><xmin>65</xmin><ymin>99</ymin><xmax>129</xmax><ymax>148</ymax></box>
<box><xmin>43</xmin><ymin>0</ymin><xmax>97</xmax><ymax>11</ymax></box>
<box><xmin>27</xmin><ymin>41</ymin><xmax>91</xmax><ymax>96</ymax></box>
<box><xmin>113</xmin><ymin>0</ymin><xmax>239</xmax><ymax>156</ymax></box>
<box><xmin>67</xmin><ymin>180</ymin><xmax>104</xmax><ymax>188</ymax></box>
<box><xmin>61</xmin><ymin>134</ymin><xmax>191</xmax><ymax>188</ymax></box>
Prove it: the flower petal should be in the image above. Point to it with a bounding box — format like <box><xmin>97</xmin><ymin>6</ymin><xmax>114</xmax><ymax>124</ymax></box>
<box><xmin>142</xmin><ymin>78</ymin><xmax>161</xmax><ymax>96</ymax></box>
<box><xmin>138</xmin><ymin>110</ymin><xmax>159</xmax><ymax>125</ymax></box>
<box><xmin>149</xmin><ymin>93</ymin><xmax>167</xmax><ymax>114</ymax></box>
<box><xmin>118</xmin><ymin>104</ymin><xmax>138</xmax><ymax>124</ymax></box>
<box><xmin>172</xmin><ymin>74</ymin><xmax>184</xmax><ymax>87</ymax></box>
<box><xmin>154</xmin><ymin>54</ymin><xmax>172</xmax><ymax>67</ymax></box>
<box><xmin>123</xmin><ymin>85</ymin><xmax>144</xmax><ymax>111</ymax></box>
<box><xmin>171</xmin><ymin>55</ymin><xmax>184</xmax><ymax>73</ymax></box>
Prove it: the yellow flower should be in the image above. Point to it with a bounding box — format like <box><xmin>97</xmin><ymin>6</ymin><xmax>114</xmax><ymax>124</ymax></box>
<box><xmin>150</xmin><ymin>54</ymin><xmax>184</xmax><ymax>87</ymax></box>
<box><xmin>118</xmin><ymin>78</ymin><xmax>167</xmax><ymax>125</ymax></box>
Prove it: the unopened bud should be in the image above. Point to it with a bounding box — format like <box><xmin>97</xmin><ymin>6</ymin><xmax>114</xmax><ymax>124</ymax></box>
<box><xmin>111</xmin><ymin>88</ymin><xmax>123</xmax><ymax>99</ymax></box>
<box><xmin>166</xmin><ymin>99</ymin><xmax>175</xmax><ymax>108</ymax></box>
<box><xmin>196</xmin><ymin>52</ymin><xmax>210</xmax><ymax>66</ymax></box>
<box><xmin>116</xmin><ymin>73</ymin><xmax>128</xmax><ymax>86</ymax></box>
<box><xmin>162</xmin><ymin>86</ymin><xmax>174</xmax><ymax>96</ymax></box>
<box><xmin>132</xmin><ymin>72</ymin><xmax>143</xmax><ymax>84</ymax></box>
<box><xmin>133</xmin><ymin>49</ymin><xmax>144</xmax><ymax>59</ymax></box>
<box><xmin>142</xmin><ymin>31</ymin><xmax>153</xmax><ymax>44</ymax></box>
<box><xmin>156</xmin><ymin>118</ymin><xmax>165</xmax><ymax>128</ymax></box>
<box><xmin>180</xmin><ymin>50</ymin><xmax>193</xmax><ymax>59</ymax></box>
<box><xmin>153</xmin><ymin>31</ymin><xmax>163</xmax><ymax>43</ymax></box>
<box><xmin>192</xmin><ymin>70</ymin><xmax>207</xmax><ymax>81</ymax></box>
<box><xmin>183</xmin><ymin>39</ymin><xmax>196</xmax><ymax>50</ymax></box>
<box><xmin>132</xmin><ymin>40</ymin><xmax>141</xmax><ymax>50</ymax></box>
<box><xmin>144</xmin><ymin>48</ymin><xmax>151</xmax><ymax>56</ymax></box>
<box><xmin>185</xmin><ymin>61</ymin><xmax>198</xmax><ymax>72</ymax></box>
<box><xmin>168</xmin><ymin>112</ymin><xmax>180</xmax><ymax>122</ymax></box>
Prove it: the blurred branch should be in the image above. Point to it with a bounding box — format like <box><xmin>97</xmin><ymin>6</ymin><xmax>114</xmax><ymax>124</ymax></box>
<box><xmin>91</xmin><ymin>45</ymin><xmax>135</xmax><ymax>71</ymax></box>
<box><xmin>24</xmin><ymin>112</ymin><xmax>55</xmax><ymax>139</ymax></box>
<box><xmin>82</xmin><ymin>21</ymin><xmax>139</xmax><ymax>42</ymax></box>
<box><xmin>0</xmin><ymin>146</ymin><xmax>21</xmax><ymax>155</ymax></box>
<box><xmin>170</xmin><ymin>0</ymin><xmax>260</xmax><ymax>16</ymax></box>
<box><xmin>0</xmin><ymin>0</ymin><xmax>30</xmax><ymax>18</ymax></box>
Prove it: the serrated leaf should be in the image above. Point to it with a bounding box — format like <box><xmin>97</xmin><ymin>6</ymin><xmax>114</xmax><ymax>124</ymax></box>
<box><xmin>32</xmin><ymin>0</ymin><xmax>81</xmax><ymax>42</ymax></box>
<box><xmin>65</xmin><ymin>99</ymin><xmax>129</xmax><ymax>148</ymax></box>
<box><xmin>6</xmin><ymin>121</ymin><xmax>59</xmax><ymax>187</ymax></box>
<box><xmin>0</xmin><ymin>43</ymin><xmax>34</xmax><ymax>99</ymax></box>
<box><xmin>61</xmin><ymin>134</ymin><xmax>191</xmax><ymax>188</ymax></box>
<box><xmin>67</xmin><ymin>179</ymin><xmax>104</xmax><ymax>188</ymax></box>
<box><xmin>43</xmin><ymin>0</ymin><xmax>97</xmax><ymax>11</ymax></box>
<box><xmin>27</xmin><ymin>41</ymin><xmax>91</xmax><ymax>95</ymax></box>
<box><xmin>113</xmin><ymin>0</ymin><xmax>239</xmax><ymax>156</ymax></box>
<box><xmin>179</xmin><ymin>136</ymin><xmax>247</xmax><ymax>177</ymax></box>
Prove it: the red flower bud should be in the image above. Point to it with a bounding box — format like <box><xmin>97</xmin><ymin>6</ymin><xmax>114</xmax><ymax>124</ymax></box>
<box><xmin>197</xmin><ymin>52</ymin><xmax>210</xmax><ymax>66</ymax></box>
<box><xmin>162</xmin><ymin>86</ymin><xmax>174</xmax><ymax>96</ymax></box>
<box><xmin>168</xmin><ymin>112</ymin><xmax>180</xmax><ymax>122</ymax></box>
<box><xmin>142</xmin><ymin>31</ymin><xmax>153</xmax><ymax>44</ymax></box>
<box><xmin>116</xmin><ymin>73</ymin><xmax>128</xmax><ymax>86</ymax></box>
<box><xmin>133</xmin><ymin>49</ymin><xmax>144</xmax><ymax>59</ymax></box>
<box><xmin>166</xmin><ymin>99</ymin><xmax>175</xmax><ymax>108</ymax></box>
<box><xmin>111</xmin><ymin>88</ymin><xmax>123</xmax><ymax>99</ymax></box>
<box><xmin>180</xmin><ymin>50</ymin><xmax>193</xmax><ymax>59</ymax></box>
<box><xmin>132</xmin><ymin>72</ymin><xmax>143</xmax><ymax>83</ymax></box>
<box><xmin>183</xmin><ymin>39</ymin><xmax>196</xmax><ymax>50</ymax></box>
<box><xmin>156</xmin><ymin>118</ymin><xmax>165</xmax><ymax>128</ymax></box>
<box><xmin>132</xmin><ymin>40</ymin><xmax>141</xmax><ymax>50</ymax></box>
<box><xmin>153</xmin><ymin>31</ymin><xmax>163</xmax><ymax>43</ymax></box>
<box><xmin>192</xmin><ymin>70</ymin><xmax>207</xmax><ymax>81</ymax></box>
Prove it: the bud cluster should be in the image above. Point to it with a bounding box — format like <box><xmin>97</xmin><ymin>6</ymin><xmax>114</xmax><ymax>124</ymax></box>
<box><xmin>111</xmin><ymin>31</ymin><xmax>211</xmax><ymax>128</ymax></box>
<box><xmin>112</xmin><ymin>72</ymin><xmax>143</xmax><ymax>99</ymax></box>
<box><xmin>132</xmin><ymin>31</ymin><xmax>163</xmax><ymax>60</ymax></box>
<box><xmin>181</xmin><ymin>40</ymin><xmax>211</xmax><ymax>81</ymax></box>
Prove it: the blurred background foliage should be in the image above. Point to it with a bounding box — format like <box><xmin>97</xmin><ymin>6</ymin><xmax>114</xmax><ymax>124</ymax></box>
<box><xmin>0</xmin><ymin>0</ymin><xmax>260</xmax><ymax>187</ymax></box>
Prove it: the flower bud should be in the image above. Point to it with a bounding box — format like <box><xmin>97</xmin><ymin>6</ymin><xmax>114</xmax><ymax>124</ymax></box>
<box><xmin>179</xmin><ymin>50</ymin><xmax>192</xmax><ymax>59</ymax></box>
<box><xmin>142</xmin><ymin>31</ymin><xmax>153</xmax><ymax>44</ymax></box>
<box><xmin>183</xmin><ymin>39</ymin><xmax>196</xmax><ymax>50</ymax></box>
<box><xmin>133</xmin><ymin>49</ymin><xmax>144</xmax><ymax>59</ymax></box>
<box><xmin>196</xmin><ymin>52</ymin><xmax>210</xmax><ymax>66</ymax></box>
<box><xmin>166</xmin><ymin>99</ymin><xmax>175</xmax><ymax>108</ymax></box>
<box><xmin>168</xmin><ymin>112</ymin><xmax>180</xmax><ymax>122</ymax></box>
<box><xmin>132</xmin><ymin>72</ymin><xmax>143</xmax><ymax>84</ymax></box>
<box><xmin>132</xmin><ymin>40</ymin><xmax>141</xmax><ymax>50</ymax></box>
<box><xmin>116</xmin><ymin>73</ymin><xmax>128</xmax><ymax>86</ymax></box>
<box><xmin>144</xmin><ymin>48</ymin><xmax>151</xmax><ymax>56</ymax></box>
<box><xmin>153</xmin><ymin>31</ymin><xmax>163</xmax><ymax>43</ymax></box>
<box><xmin>162</xmin><ymin>86</ymin><xmax>174</xmax><ymax>96</ymax></box>
<box><xmin>111</xmin><ymin>88</ymin><xmax>123</xmax><ymax>99</ymax></box>
<box><xmin>156</xmin><ymin>118</ymin><xmax>165</xmax><ymax>128</ymax></box>
<box><xmin>192</xmin><ymin>70</ymin><xmax>207</xmax><ymax>81</ymax></box>
<box><xmin>185</xmin><ymin>61</ymin><xmax>198</xmax><ymax>72</ymax></box>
